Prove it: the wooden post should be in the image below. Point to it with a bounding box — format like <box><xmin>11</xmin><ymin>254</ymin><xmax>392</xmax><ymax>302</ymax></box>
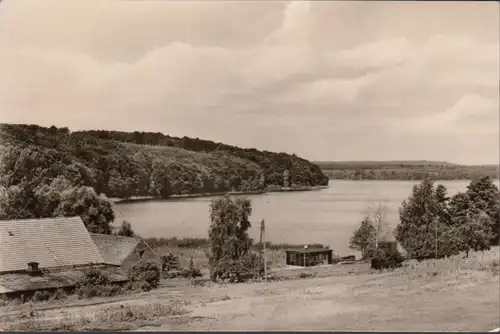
<box><xmin>261</xmin><ymin>219</ymin><xmax>267</xmax><ymax>282</ymax></box>
<box><xmin>435</xmin><ymin>217</ymin><xmax>438</xmax><ymax>259</ymax></box>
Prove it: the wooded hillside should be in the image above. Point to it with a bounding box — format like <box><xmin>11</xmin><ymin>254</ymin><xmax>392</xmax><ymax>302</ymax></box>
<box><xmin>0</xmin><ymin>124</ymin><xmax>328</xmax><ymax>199</ymax></box>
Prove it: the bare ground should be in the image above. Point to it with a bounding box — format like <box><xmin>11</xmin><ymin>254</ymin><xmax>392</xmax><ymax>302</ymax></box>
<box><xmin>1</xmin><ymin>250</ymin><xmax>499</xmax><ymax>332</ymax></box>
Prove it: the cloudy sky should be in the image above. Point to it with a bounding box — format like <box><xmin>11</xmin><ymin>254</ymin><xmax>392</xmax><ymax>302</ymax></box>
<box><xmin>0</xmin><ymin>1</ymin><xmax>498</xmax><ymax>164</ymax></box>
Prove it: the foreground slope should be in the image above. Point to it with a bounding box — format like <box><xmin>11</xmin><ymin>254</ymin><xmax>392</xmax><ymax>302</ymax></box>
<box><xmin>0</xmin><ymin>123</ymin><xmax>328</xmax><ymax>199</ymax></box>
<box><xmin>1</xmin><ymin>249</ymin><xmax>498</xmax><ymax>331</ymax></box>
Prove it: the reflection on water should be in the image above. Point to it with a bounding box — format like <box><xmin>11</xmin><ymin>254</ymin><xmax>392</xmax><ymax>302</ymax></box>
<box><xmin>115</xmin><ymin>179</ymin><xmax>484</xmax><ymax>256</ymax></box>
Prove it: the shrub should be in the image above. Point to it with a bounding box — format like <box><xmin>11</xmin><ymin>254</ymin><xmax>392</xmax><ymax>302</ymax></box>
<box><xmin>183</xmin><ymin>257</ymin><xmax>202</xmax><ymax>279</ymax></box>
<box><xmin>74</xmin><ymin>267</ymin><xmax>123</xmax><ymax>298</ymax></box>
<box><xmin>80</xmin><ymin>267</ymin><xmax>109</xmax><ymax>285</ymax></box>
<box><xmin>31</xmin><ymin>290</ymin><xmax>52</xmax><ymax>302</ymax></box>
<box><xmin>160</xmin><ymin>253</ymin><xmax>181</xmax><ymax>273</ymax></box>
<box><xmin>297</xmin><ymin>272</ymin><xmax>318</xmax><ymax>279</ymax></box>
<box><xmin>116</xmin><ymin>220</ymin><xmax>136</xmax><ymax>237</ymax></box>
<box><xmin>129</xmin><ymin>260</ymin><xmax>161</xmax><ymax>290</ymax></box>
<box><xmin>370</xmin><ymin>247</ymin><xmax>405</xmax><ymax>270</ymax></box>
<box><xmin>49</xmin><ymin>289</ymin><xmax>68</xmax><ymax>301</ymax></box>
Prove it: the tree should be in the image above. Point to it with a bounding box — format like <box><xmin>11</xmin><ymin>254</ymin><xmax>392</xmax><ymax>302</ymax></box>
<box><xmin>283</xmin><ymin>170</ymin><xmax>290</xmax><ymax>187</ymax></box>
<box><xmin>395</xmin><ymin>179</ymin><xmax>457</xmax><ymax>260</ymax></box>
<box><xmin>365</xmin><ymin>203</ymin><xmax>390</xmax><ymax>248</ymax></box>
<box><xmin>150</xmin><ymin>162</ymin><xmax>172</xmax><ymax>198</ymax></box>
<box><xmin>117</xmin><ymin>220</ymin><xmax>135</xmax><ymax>237</ymax></box>
<box><xmin>53</xmin><ymin>186</ymin><xmax>115</xmax><ymax>234</ymax></box>
<box><xmin>129</xmin><ymin>260</ymin><xmax>160</xmax><ymax>290</ymax></box>
<box><xmin>349</xmin><ymin>217</ymin><xmax>376</xmax><ymax>259</ymax></box>
<box><xmin>208</xmin><ymin>196</ymin><xmax>254</xmax><ymax>282</ymax></box>
<box><xmin>464</xmin><ymin>176</ymin><xmax>500</xmax><ymax>245</ymax></box>
<box><xmin>0</xmin><ymin>185</ymin><xmax>38</xmax><ymax>220</ymax></box>
<box><xmin>451</xmin><ymin>211</ymin><xmax>494</xmax><ymax>258</ymax></box>
<box><xmin>435</xmin><ymin>183</ymin><xmax>451</xmax><ymax>226</ymax></box>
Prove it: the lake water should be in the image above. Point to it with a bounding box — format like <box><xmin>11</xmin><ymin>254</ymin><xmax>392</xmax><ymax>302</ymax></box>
<box><xmin>115</xmin><ymin>180</ymin><xmax>496</xmax><ymax>256</ymax></box>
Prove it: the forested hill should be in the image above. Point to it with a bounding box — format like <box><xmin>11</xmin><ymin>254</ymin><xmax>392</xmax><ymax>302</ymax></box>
<box><xmin>0</xmin><ymin>124</ymin><xmax>328</xmax><ymax>199</ymax></box>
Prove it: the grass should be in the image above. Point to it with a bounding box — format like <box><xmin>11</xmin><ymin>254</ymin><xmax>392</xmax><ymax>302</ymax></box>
<box><xmin>2</xmin><ymin>299</ymin><xmax>189</xmax><ymax>331</ymax></box>
<box><xmin>396</xmin><ymin>247</ymin><xmax>500</xmax><ymax>276</ymax></box>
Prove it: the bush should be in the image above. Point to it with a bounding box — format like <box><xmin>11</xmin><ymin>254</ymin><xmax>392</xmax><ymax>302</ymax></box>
<box><xmin>160</xmin><ymin>253</ymin><xmax>181</xmax><ymax>273</ymax></box>
<box><xmin>126</xmin><ymin>280</ymin><xmax>153</xmax><ymax>293</ymax></box>
<box><xmin>31</xmin><ymin>290</ymin><xmax>52</xmax><ymax>302</ymax></box>
<box><xmin>81</xmin><ymin>268</ymin><xmax>110</xmax><ymax>286</ymax></box>
<box><xmin>183</xmin><ymin>257</ymin><xmax>203</xmax><ymax>279</ymax></box>
<box><xmin>75</xmin><ymin>267</ymin><xmax>123</xmax><ymax>298</ymax></box>
<box><xmin>116</xmin><ymin>220</ymin><xmax>136</xmax><ymax>237</ymax></box>
<box><xmin>371</xmin><ymin>247</ymin><xmax>405</xmax><ymax>270</ymax></box>
<box><xmin>129</xmin><ymin>260</ymin><xmax>161</xmax><ymax>290</ymax></box>
<box><xmin>297</xmin><ymin>272</ymin><xmax>318</xmax><ymax>279</ymax></box>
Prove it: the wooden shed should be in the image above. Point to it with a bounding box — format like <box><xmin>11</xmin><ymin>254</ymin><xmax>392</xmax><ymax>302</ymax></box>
<box><xmin>285</xmin><ymin>247</ymin><xmax>333</xmax><ymax>267</ymax></box>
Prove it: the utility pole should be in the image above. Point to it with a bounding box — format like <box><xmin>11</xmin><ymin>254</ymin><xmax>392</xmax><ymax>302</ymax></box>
<box><xmin>260</xmin><ymin>219</ymin><xmax>267</xmax><ymax>282</ymax></box>
<box><xmin>435</xmin><ymin>217</ymin><xmax>439</xmax><ymax>259</ymax></box>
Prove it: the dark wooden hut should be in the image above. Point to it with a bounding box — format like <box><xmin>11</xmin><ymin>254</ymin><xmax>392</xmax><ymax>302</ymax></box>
<box><xmin>285</xmin><ymin>247</ymin><xmax>333</xmax><ymax>267</ymax></box>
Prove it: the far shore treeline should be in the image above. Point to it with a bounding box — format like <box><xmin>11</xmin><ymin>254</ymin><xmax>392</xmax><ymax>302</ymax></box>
<box><xmin>316</xmin><ymin>161</ymin><xmax>499</xmax><ymax>181</ymax></box>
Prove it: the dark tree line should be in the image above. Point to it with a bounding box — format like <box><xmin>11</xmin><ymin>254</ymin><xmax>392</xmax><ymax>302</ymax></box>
<box><xmin>396</xmin><ymin>177</ymin><xmax>499</xmax><ymax>260</ymax></box>
<box><xmin>350</xmin><ymin>176</ymin><xmax>499</xmax><ymax>263</ymax></box>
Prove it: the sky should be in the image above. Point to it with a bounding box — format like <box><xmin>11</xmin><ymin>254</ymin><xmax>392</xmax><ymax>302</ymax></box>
<box><xmin>0</xmin><ymin>0</ymin><xmax>498</xmax><ymax>164</ymax></box>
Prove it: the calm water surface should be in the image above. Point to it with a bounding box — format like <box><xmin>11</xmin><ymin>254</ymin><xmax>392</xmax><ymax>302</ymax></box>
<box><xmin>115</xmin><ymin>180</ymin><xmax>497</xmax><ymax>256</ymax></box>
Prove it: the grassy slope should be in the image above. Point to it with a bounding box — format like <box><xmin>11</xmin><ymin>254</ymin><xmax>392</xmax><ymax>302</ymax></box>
<box><xmin>1</xmin><ymin>248</ymin><xmax>498</xmax><ymax>331</ymax></box>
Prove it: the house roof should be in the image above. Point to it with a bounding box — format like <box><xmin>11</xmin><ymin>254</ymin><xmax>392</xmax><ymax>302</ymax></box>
<box><xmin>0</xmin><ymin>265</ymin><xmax>128</xmax><ymax>293</ymax></box>
<box><xmin>0</xmin><ymin>216</ymin><xmax>105</xmax><ymax>273</ymax></box>
<box><xmin>90</xmin><ymin>233</ymin><xmax>143</xmax><ymax>266</ymax></box>
<box><xmin>285</xmin><ymin>248</ymin><xmax>333</xmax><ymax>254</ymax></box>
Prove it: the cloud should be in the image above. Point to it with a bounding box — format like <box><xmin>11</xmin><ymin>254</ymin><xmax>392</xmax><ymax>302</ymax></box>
<box><xmin>393</xmin><ymin>94</ymin><xmax>499</xmax><ymax>136</ymax></box>
<box><xmin>0</xmin><ymin>0</ymin><xmax>498</xmax><ymax>164</ymax></box>
<box><xmin>330</xmin><ymin>37</ymin><xmax>412</xmax><ymax>70</ymax></box>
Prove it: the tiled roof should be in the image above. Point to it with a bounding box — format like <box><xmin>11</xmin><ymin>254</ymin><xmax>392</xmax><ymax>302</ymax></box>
<box><xmin>90</xmin><ymin>233</ymin><xmax>142</xmax><ymax>266</ymax></box>
<box><xmin>0</xmin><ymin>216</ymin><xmax>105</xmax><ymax>273</ymax></box>
<box><xmin>0</xmin><ymin>265</ymin><xmax>129</xmax><ymax>293</ymax></box>
<box><xmin>285</xmin><ymin>248</ymin><xmax>333</xmax><ymax>254</ymax></box>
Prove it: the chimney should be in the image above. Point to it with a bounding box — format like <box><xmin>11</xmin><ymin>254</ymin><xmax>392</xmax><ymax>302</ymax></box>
<box><xmin>27</xmin><ymin>262</ymin><xmax>41</xmax><ymax>276</ymax></box>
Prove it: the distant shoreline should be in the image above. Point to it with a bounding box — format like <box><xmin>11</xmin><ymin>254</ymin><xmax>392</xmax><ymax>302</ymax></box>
<box><xmin>112</xmin><ymin>185</ymin><xmax>330</xmax><ymax>204</ymax></box>
<box><xmin>314</xmin><ymin>160</ymin><xmax>499</xmax><ymax>181</ymax></box>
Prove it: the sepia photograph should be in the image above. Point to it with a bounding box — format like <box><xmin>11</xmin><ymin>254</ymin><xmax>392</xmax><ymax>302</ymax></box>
<box><xmin>0</xmin><ymin>0</ymin><xmax>499</xmax><ymax>331</ymax></box>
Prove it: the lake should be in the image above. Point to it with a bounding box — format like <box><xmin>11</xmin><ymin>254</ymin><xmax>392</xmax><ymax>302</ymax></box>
<box><xmin>114</xmin><ymin>180</ymin><xmax>496</xmax><ymax>256</ymax></box>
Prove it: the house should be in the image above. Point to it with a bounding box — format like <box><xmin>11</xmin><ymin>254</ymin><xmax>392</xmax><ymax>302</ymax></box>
<box><xmin>0</xmin><ymin>216</ymin><xmax>129</xmax><ymax>298</ymax></box>
<box><xmin>285</xmin><ymin>247</ymin><xmax>334</xmax><ymax>267</ymax></box>
<box><xmin>90</xmin><ymin>233</ymin><xmax>161</xmax><ymax>271</ymax></box>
